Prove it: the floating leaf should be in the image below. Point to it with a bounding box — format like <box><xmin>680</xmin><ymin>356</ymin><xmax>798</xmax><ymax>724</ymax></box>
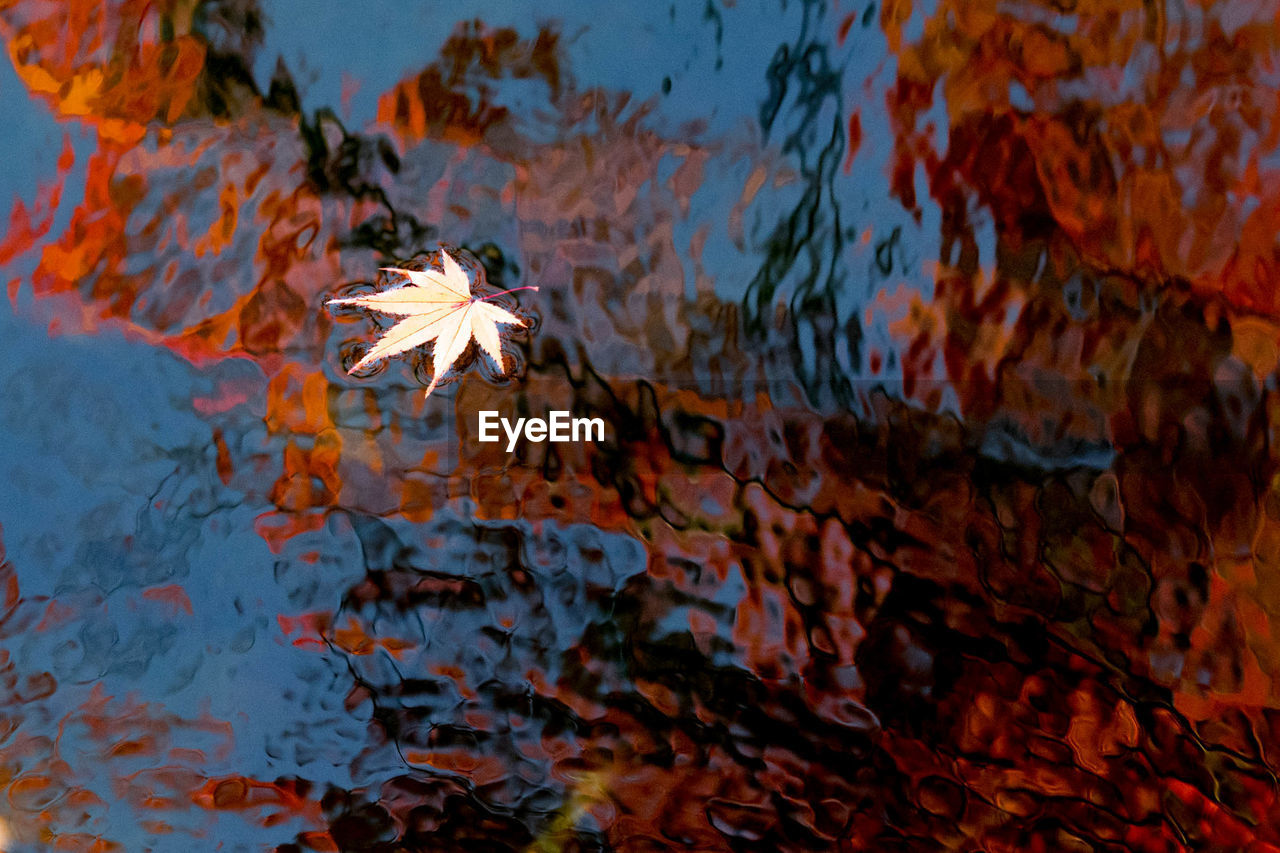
<box><xmin>328</xmin><ymin>249</ymin><xmax>535</xmax><ymax>399</ymax></box>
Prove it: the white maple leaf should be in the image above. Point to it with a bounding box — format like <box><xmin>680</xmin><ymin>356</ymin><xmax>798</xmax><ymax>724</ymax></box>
<box><xmin>328</xmin><ymin>250</ymin><xmax>536</xmax><ymax>399</ymax></box>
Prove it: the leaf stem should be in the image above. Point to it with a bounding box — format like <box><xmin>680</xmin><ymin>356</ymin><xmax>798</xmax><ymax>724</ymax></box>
<box><xmin>479</xmin><ymin>285</ymin><xmax>540</xmax><ymax>301</ymax></box>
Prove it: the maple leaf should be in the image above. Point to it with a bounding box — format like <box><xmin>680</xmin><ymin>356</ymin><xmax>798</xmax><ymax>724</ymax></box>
<box><xmin>328</xmin><ymin>250</ymin><xmax>536</xmax><ymax>399</ymax></box>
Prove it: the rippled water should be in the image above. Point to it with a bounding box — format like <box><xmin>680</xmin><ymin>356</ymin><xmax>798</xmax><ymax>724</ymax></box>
<box><xmin>2</xmin><ymin>0</ymin><xmax>1280</xmax><ymax>850</ymax></box>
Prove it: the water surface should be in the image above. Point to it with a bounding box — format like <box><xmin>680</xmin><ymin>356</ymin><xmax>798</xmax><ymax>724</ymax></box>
<box><xmin>2</xmin><ymin>0</ymin><xmax>1279</xmax><ymax>850</ymax></box>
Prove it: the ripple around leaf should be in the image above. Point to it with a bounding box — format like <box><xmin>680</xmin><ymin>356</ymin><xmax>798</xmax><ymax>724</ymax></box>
<box><xmin>327</xmin><ymin>281</ymin><xmax>380</xmax><ymax>305</ymax></box>
<box><xmin>340</xmin><ymin>341</ymin><xmax>389</xmax><ymax>377</ymax></box>
<box><xmin>475</xmin><ymin>344</ymin><xmax>525</xmax><ymax>388</ymax></box>
<box><xmin>410</xmin><ymin>353</ymin><xmax>451</xmax><ymax>391</ymax></box>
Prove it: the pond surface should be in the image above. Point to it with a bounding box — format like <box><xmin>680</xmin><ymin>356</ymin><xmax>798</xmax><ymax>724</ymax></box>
<box><xmin>2</xmin><ymin>0</ymin><xmax>1280</xmax><ymax>850</ymax></box>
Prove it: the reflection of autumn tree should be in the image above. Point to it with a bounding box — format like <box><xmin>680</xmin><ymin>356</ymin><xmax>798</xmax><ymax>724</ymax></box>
<box><xmin>879</xmin><ymin>0</ymin><xmax>1280</xmax><ymax>443</ymax></box>
<box><xmin>883</xmin><ymin>0</ymin><xmax>1280</xmax><ymax>305</ymax></box>
<box><xmin>0</xmin><ymin>3</ymin><xmax>727</xmax><ymax>531</ymax></box>
<box><xmin>6</xmin><ymin>0</ymin><xmax>1280</xmax><ymax>849</ymax></box>
<box><xmin>291</xmin><ymin>364</ymin><xmax>1280</xmax><ymax>849</ymax></box>
<box><xmin>878</xmin><ymin>0</ymin><xmax>1280</xmax><ymax>848</ymax></box>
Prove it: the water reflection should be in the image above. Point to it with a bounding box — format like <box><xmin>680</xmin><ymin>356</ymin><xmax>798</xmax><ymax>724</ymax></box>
<box><xmin>1</xmin><ymin>0</ymin><xmax>1279</xmax><ymax>850</ymax></box>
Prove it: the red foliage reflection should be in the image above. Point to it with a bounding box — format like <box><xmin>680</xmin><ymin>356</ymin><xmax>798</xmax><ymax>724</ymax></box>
<box><xmin>5</xmin><ymin>0</ymin><xmax>1280</xmax><ymax>850</ymax></box>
